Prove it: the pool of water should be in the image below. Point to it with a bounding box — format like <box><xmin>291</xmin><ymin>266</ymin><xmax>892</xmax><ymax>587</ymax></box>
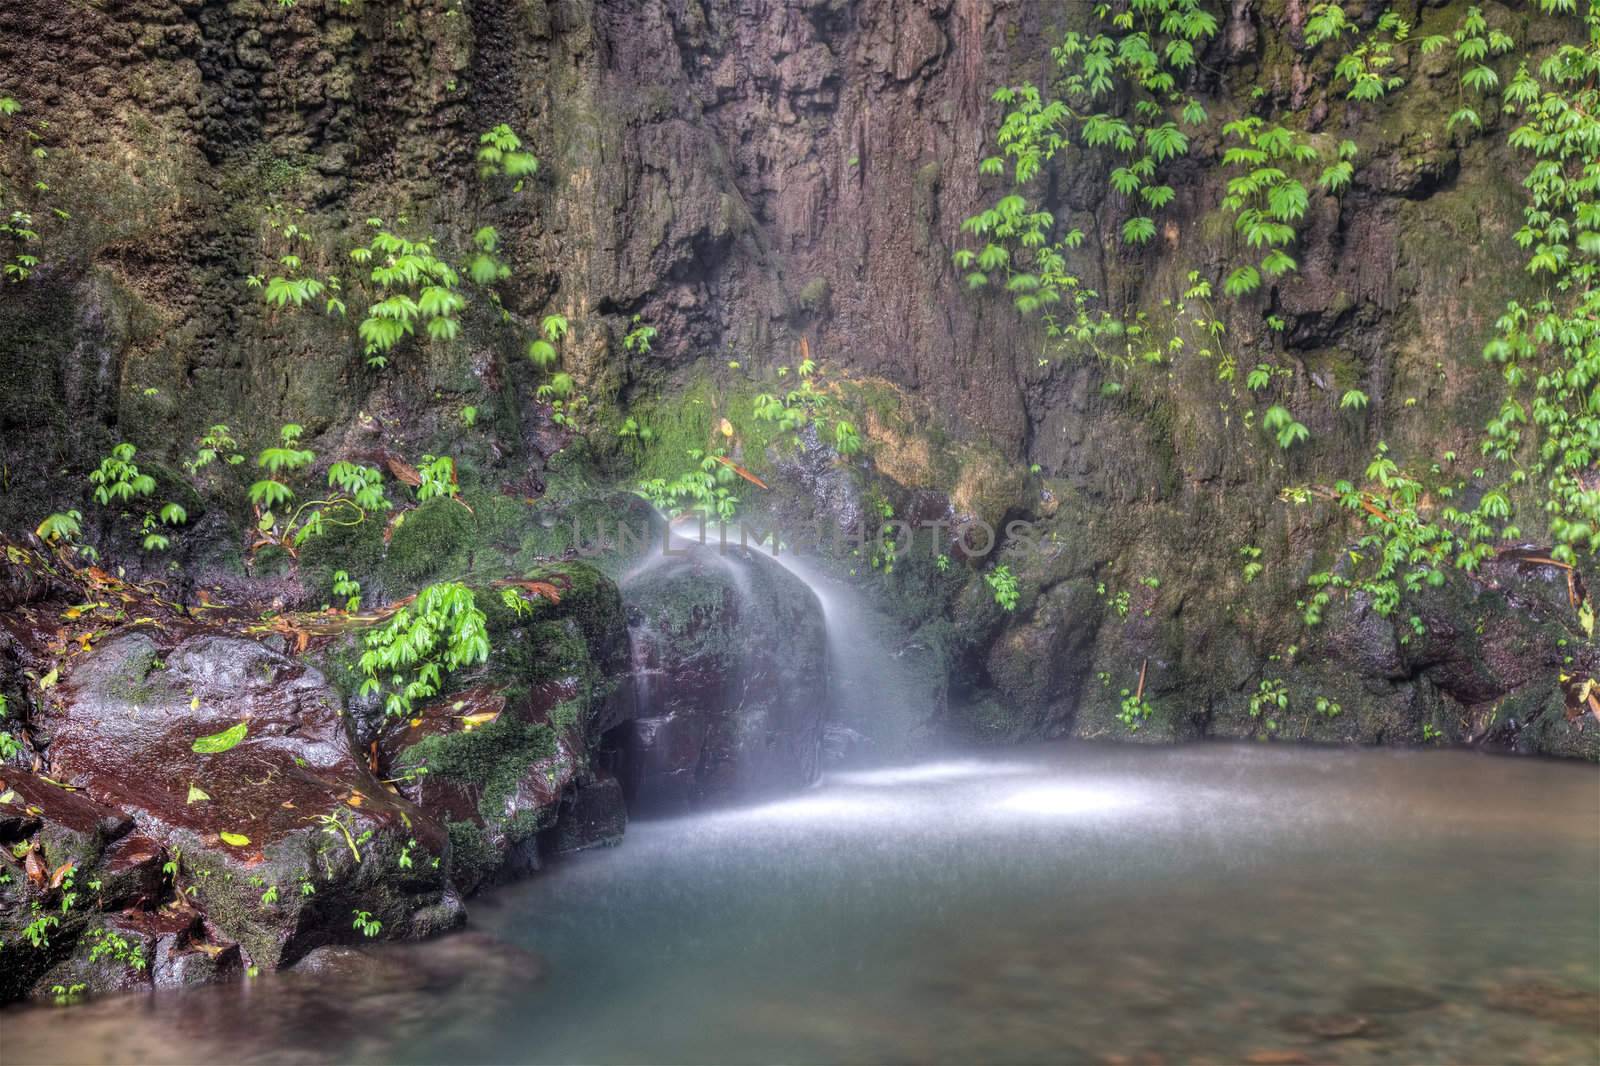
<box><xmin>5</xmin><ymin>743</ymin><xmax>1598</xmax><ymax>1064</ymax></box>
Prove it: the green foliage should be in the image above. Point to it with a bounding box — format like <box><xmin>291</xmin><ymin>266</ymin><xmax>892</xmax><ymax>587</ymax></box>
<box><xmin>476</xmin><ymin>124</ymin><xmax>538</xmax><ymax>186</ymax></box>
<box><xmin>36</xmin><ymin>510</ymin><xmax>82</xmax><ymax>546</ymax></box>
<box><xmin>1318</xmin><ymin>7</ymin><xmax>1412</xmax><ymax>101</ymax></box>
<box><xmin>1423</xmin><ymin>6</ymin><xmax>1517</xmax><ymax>135</ymax></box>
<box><xmin>1117</xmin><ymin>689</ymin><xmax>1153</xmax><ymax>731</ymax></box>
<box><xmin>1239</xmin><ymin>545</ymin><xmax>1263</xmax><ymax>583</ymax></box>
<box><xmin>1218</xmin><ymin>118</ymin><xmax>1331</xmax><ymax>292</ymax></box>
<box><xmin>0</xmin><ymin>96</ymin><xmax>67</xmax><ymax>283</ymax></box>
<box><xmin>86</xmin><ymin>927</ymin><xmax>148</xmax><ymax>972</ymax></box>
<box><xmin>358</xmin><ymin>582</ymin><xmax>490</xmax><ymax>718</ymax></box>
<box><xmin>955</xmin><ymin>0</ymin><xmax>1217</xmax><ymax>321</ymax></box>
<box><xmin>638</xmin><ymin>448</ymin><xmax>742</xmax><ymax>520</ymax></box>
<box><xmin>352</xmin><ymin>909</ymin><xmax>383</xmax><ymax>938</ymax></box>
<box><xmin>1480</xmin><ymin>11</ymin><xmax>1600</xmax><ymax>563</ymax></box>
<box><xmin>332</xmin><ymin>569</ymin><xmax>362</xmax><ymax>611</ymax></box>
<box><xmin>1262</xmin><ymin>405</ymin><xmax>1310</xmax><ymax>449</ymax></box>
<box><xmin>1248</xmin><ymin>678</ymin><xmax>1289</xmax><ymax>729</ymax></box>
<box><xmin>186</xmin><ymin>424</ymin><xmax>244</xmax><ymax>474</ymax></box>
<box><xmin>248</xmin><ymin>425</ymin><xmax>391</xmax><ymax>557</ymax></box>
<box><xmin>624</xmin><ymin>315</ymin><xmax>658</xmax><ymax>354</ymax></box>
<box><xmin>466</xmin><ymin>225</ymin><xmax>510</xmax><ymax>286</ymax></box>
<box><xmin>985</xmin><ymin>564</ymin><xmax>1019</xmax><ymax>611</ymax></box>
<box><xmin>415</xmin><ymin>455</ymin><xmax>458</xmax><ymax>502</ymax></box>
<box><xmin>89</xmin><ymin>443</ymin><xmax>156</xmax><ymax>505</ymax></box>
<box><xmin>350</xmin><ymin>222</ymin><xmax>465</xmax><ymax>368</ymax></box>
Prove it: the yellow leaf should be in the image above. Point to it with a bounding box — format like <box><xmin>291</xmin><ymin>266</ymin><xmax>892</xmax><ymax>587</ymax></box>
<box><xmin>38</xmin><ymin>669</ymin><xmax>58</xmax><ymax>690</ymax></box>
<box><xmin>719</xmin><ymin>418</ymin><xmax>734</xmax><ymax>438</ymax></box>
<box><xmin>186</xmin><ymin>784</ymin><xmax>210</xmax><ymax>804</ymax></box>
<box><xmin>219</xmin><ymin>831</ymin><xmax>250</xmax><ymax>847</ymax></box>
<box><xmin>461</xmin><ymin>710</ymin><xmax>501</xmax><ymax>731</ymax></box>
<box><xmin>190</xmin><ymin>696</ymin><xmax>200</xmax><ymax>711</ymax></box>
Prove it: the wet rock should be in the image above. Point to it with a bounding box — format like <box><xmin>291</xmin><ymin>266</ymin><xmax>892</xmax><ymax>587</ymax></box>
<box><xmin>38</xmin><ymin>629</ymin><xmax>457</xmax><ymax>971</ymax></box>
<box><xmin>380</xmin><ymin>563</ymin><xmax>633</xmax><ymax>893</ymax></box>
<box><xmin>621</xmin><ymin>540</ymin><xmax>829</xmax><ymax>811</ymax></box>
<box><xmin>542</xmin><ymin>772</ymin><xmax>627</xmax><ymax>856</ymax></box>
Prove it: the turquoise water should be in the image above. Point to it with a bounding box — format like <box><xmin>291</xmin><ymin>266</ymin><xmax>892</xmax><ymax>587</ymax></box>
<box><xmin>5</xmin><ymin>743</ymin><xmax>1597</xmax><ymax>1064</ymax></box>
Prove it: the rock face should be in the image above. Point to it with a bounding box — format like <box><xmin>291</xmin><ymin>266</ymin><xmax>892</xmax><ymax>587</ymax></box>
<box><xmin>621</xmin><ymin>540</ymin><xmax>830</xmax><ymax>811</ymax></box>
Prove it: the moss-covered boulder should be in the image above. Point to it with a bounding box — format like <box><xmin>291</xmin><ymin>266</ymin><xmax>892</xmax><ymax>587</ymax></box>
<box><xmin>378</xmin><ymin>560</ymin><xmax>634</xmax><ymax>893</ymax></box>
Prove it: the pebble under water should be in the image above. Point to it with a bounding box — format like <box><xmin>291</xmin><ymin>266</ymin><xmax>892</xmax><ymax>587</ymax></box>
<box><xmin>4</xmin><ymin>743</ymin><xmax>1597</xmax><ymax>1065</ymax></box>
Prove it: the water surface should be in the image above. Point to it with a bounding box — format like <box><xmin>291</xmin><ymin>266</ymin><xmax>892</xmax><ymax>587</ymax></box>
<box><xmin>5</xmin><ymin>743</ymin><xmax>1597</xmax><ymax>1064</ymax></box>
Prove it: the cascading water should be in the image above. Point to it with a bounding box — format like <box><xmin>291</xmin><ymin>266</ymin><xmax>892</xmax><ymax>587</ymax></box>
<box><xmin>754</xmin><ymin>548</ymin><xmax>937</xmax><ymax>765</ymax></box>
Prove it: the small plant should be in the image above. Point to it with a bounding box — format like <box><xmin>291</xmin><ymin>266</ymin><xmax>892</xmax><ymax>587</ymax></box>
<box><xmin>358</xmin><ymin>582</ymin><xmax>489</xmax><ymax>718</ymax></box>
<box><xmin>35</xmin><ymin>510</ymin><xmax>82</xmax><ymax>547</ymax></box>
<box><xmin>186</xmin><ymin>424</ymin><xmax>245</xmax><ymax>474</ymax></box>
<box><xmin>623</xmin><ymin>315</ymin><xmax>657</xmax><ymax>354</ymax></box>
<box><xmin>1249</xmin><ymin>678</ymin><xmax>1289</xmax><ymax>724</ymax></box>
<box><xmin>0</xmin><ymin>693</ymin><xmax>21</xmax><ymax>760</ymax></box>
<box><xmin>260</xmin><ymin>883</ymin><xmax>279</xmax><ymax>907</ymax></box>
<box><xmin>248</xmin><ymin>427</ymin><xmax>391</xmax><ymax>557</ymax></box>
<box><xmin>89</xmin><ymin>443</ymin><xmax>155</xmax><ymax>505</ymax></box>
<box><xmin>1314</xmin><ymin>696</ymin><xmax>1343</xmax><ymax>718</ymax></box>
<box><xmin>476</xmin><ymin>124</ymin><xmax>538</xmax><ymax>186</ymax></box>
<box><xmin>22</xmin><ymin>914</ymin><xmax>59</xmax><ymax>949</ymax></box>
<box><xmin>415</xmin><ymin>455</ymin><xmax>458</xmax><ymax>502</ymax></box>
<box><xmin>1422</xmin><ymin>723</ymin><xmax>1443</xmax><ymax>743</ymax></box>
<box><xmin>86</xmin><ymin>927</ymin><xmax>148</xmax><ymax>971</ymax></box>
<box><xmin>1239</xmin><ymin>545</ymin><xmax>1263</xmax><ymax>583</ymax></box>
<box><xmin>1117</xmin><ymin>689</ymin><xmax>1152</xmax><ymax>731</ymax></box>
<box><xmin>985</xmin><ymin>564</ymin><xmax>1020</xmax><ymax>611</ymax></box>
<box><xmin>331</xmin><ymin>570</ymin><xmax>362</xmax><ymax>611</ymax></box>
<box><xmin>352</xmin><ymin>909</ymin><xmax>383</xmax><ymax>938</ymax></box>
<box><xmin>350</xmin><ymin>222</ymin><xmax>465</xmax><ymax>368</ymax></box>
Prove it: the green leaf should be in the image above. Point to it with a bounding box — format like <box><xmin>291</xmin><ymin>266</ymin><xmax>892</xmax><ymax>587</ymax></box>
<box><xmin>192</xmin><ymin>721</ymin><xmax>248</xmax><ymax>754</ymax></box>
<box><xmin>219</xmin><ymin>832</ymin><xmax>251</xmax><ymax>847</ymax></box>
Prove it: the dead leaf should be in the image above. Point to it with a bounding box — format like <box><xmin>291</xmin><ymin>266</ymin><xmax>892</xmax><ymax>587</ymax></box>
<box><xmin>24</xmin><ymin>849</ymin><xmax>47</xmax><ymax>889</ymax></box>
<box><xmin>384</xmin><ymin>456</ymin><xmax>422</xmax><ymax>486</ymax></box>
<box><xmin>461</xmin><ymin>710</ymin><xmax>502</xmax><ymax>731</ymax></box>
<box><xmin>710</xmin><ymin>455</ymin><xmax>770</xmax><ymax>489</ymax></box>
<box><xmin>48</xmin><ymin>861</ymin><xmax>75</xmax><ymax>890</ymax></box>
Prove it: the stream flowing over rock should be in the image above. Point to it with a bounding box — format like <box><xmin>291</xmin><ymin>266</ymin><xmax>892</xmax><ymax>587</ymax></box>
<box><xmin>620</xmin><ymin>539</ymin><xmax>831</xmax><ymax>811</ymax></box>
<box><xmin>0</xmin><ymin>0</ymin><xmax>1596</xmax><ymax>1007</ymax></box>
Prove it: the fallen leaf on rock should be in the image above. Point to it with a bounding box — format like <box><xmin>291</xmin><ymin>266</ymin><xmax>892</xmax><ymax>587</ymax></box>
<box><xmin>24</xmin><ymin>848</ymin><xmax>46</xmax><ymax>888</ymax></box>
<box><xmin>49</xmin><ymin>861</ymin><xmax>75</xmax><ymax>889</ymax></box>
<box><xmin>38</xmin><ymin>668</ymin><xmax>58</xmax><ymax>689</ymax></box>
<box><xmin>219</xmin><ymin>831</ymin><xmax>250</xmax><ymax>847</ymax></box>
<box><xmin>186</xmin><ymin>784</ymin><xmax>211</xmax><ymax>804</ymax></box>
<box><xmin>193</xmin><ymin>720</ymin><xmax>248</xmax><ymax>754</ymax></box>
